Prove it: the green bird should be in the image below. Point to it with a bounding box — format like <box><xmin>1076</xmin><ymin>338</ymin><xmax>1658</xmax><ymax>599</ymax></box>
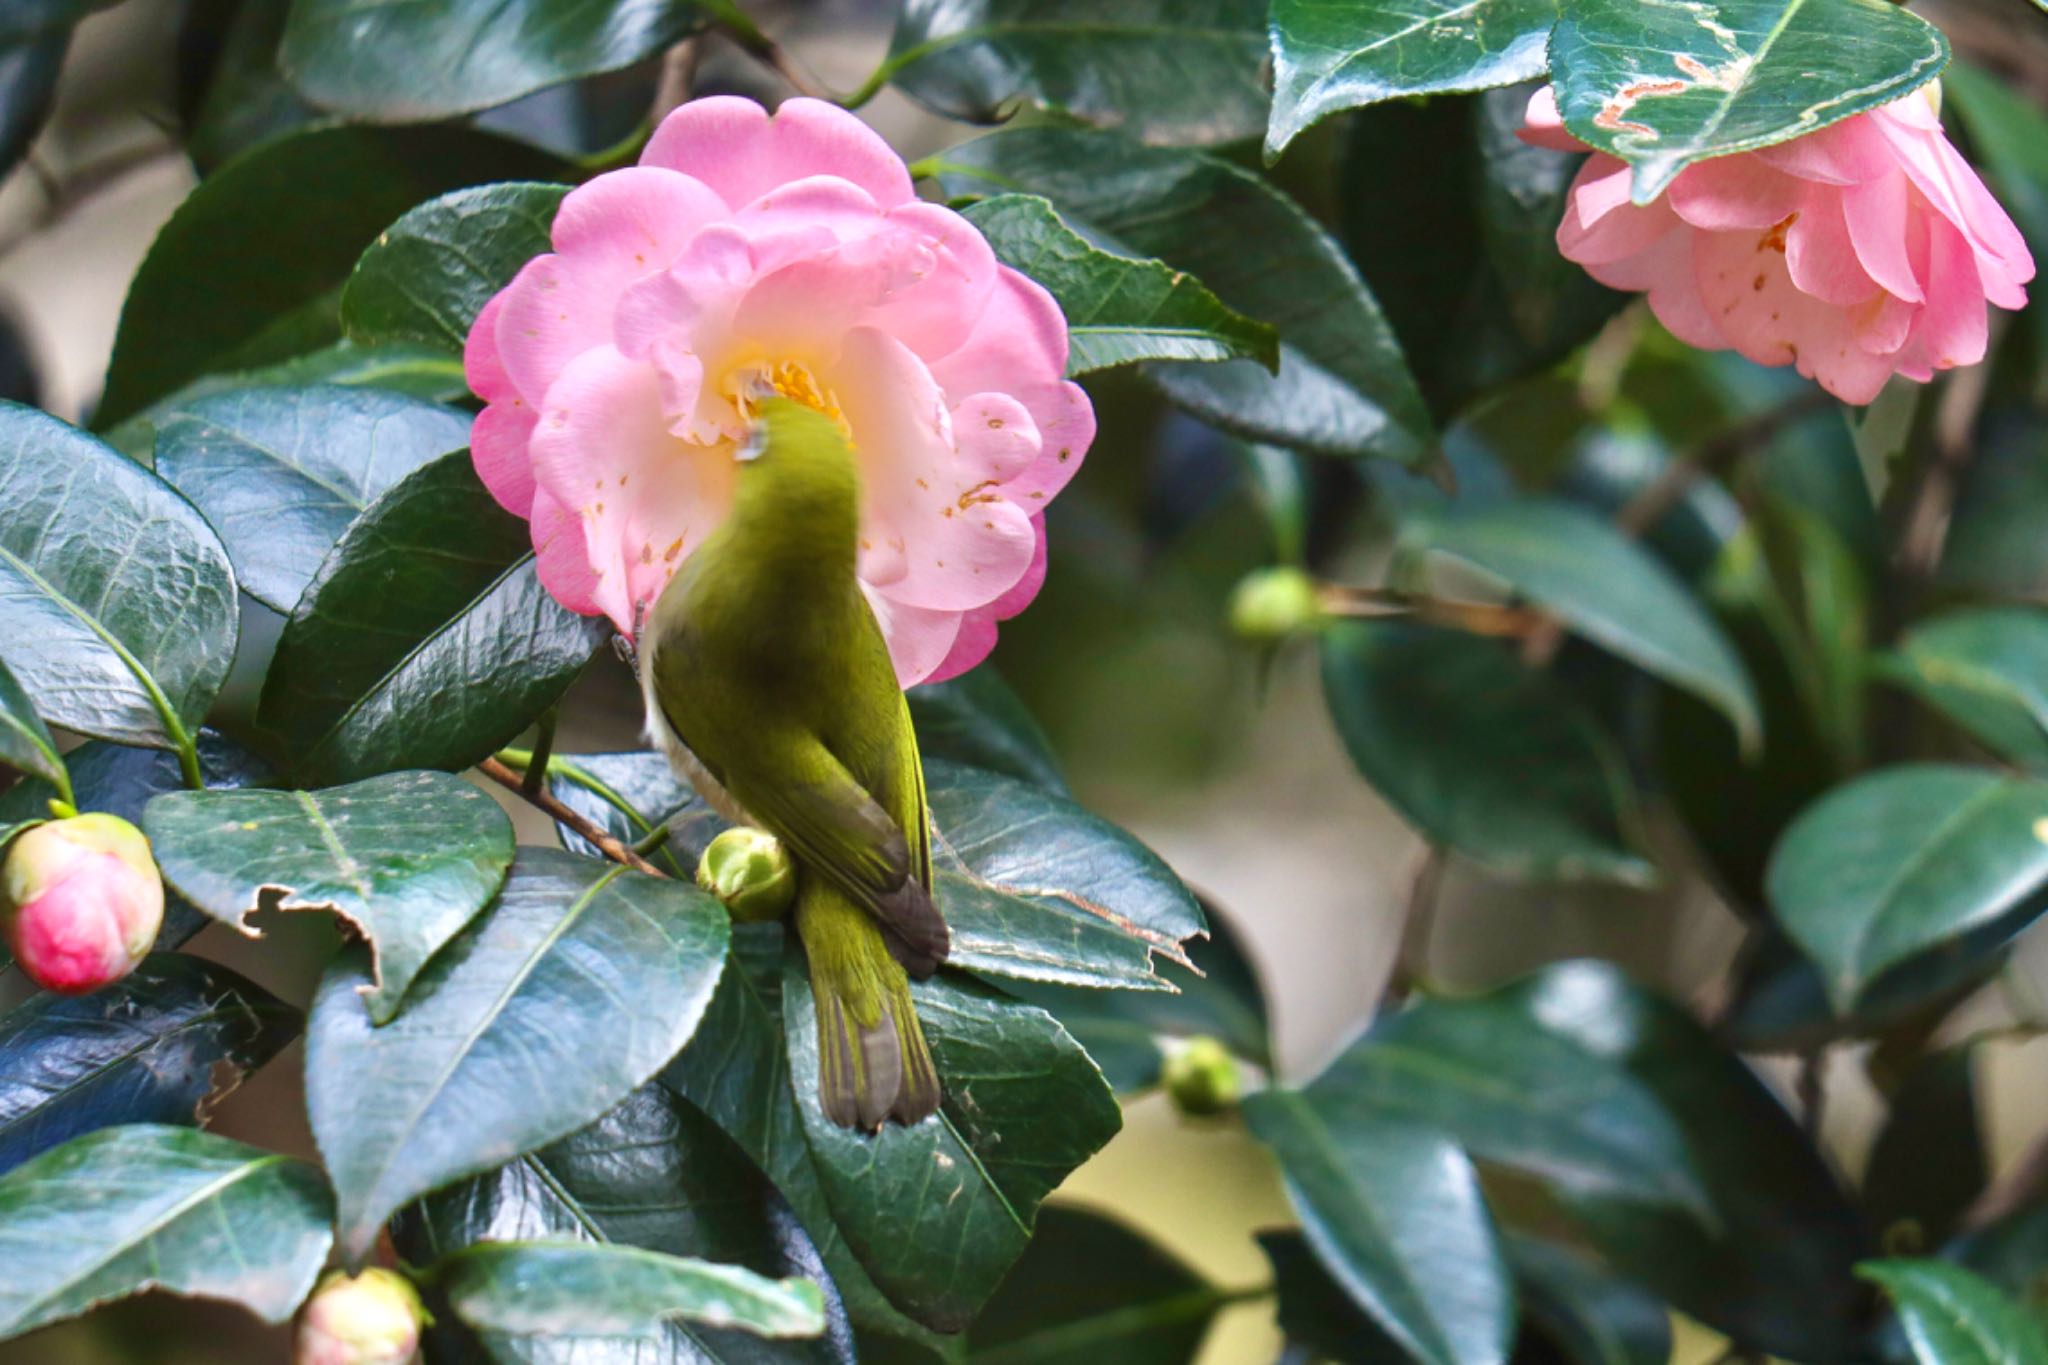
<box><xmin>638</xmin><ymin>396</ymin><xmax>947</xmax><ymax>1131</ymax></box>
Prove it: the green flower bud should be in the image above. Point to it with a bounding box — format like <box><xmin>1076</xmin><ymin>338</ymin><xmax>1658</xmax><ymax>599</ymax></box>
<box><xmin>1228</xmin><ymin>567</ymin><xmax>1324</xmax><ymax>642</ymax></box>
<box><xmin>1162</xmin><ymin>1036</ymin><xmax>1243</xmax><ymax>1117</ymax></box>
<box><xmin>697</xmin><ymin>827</ymin><xmax>797</xmax><ymax>923</ymax></box>
<box><xmin>295</xmin><ymin>1268</ymin><xmax>426</xmax><ymax>1365</ymax></box>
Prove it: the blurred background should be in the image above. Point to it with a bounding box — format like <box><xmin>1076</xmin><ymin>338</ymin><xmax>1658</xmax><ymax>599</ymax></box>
<box><xmin>4</xmin><ymin>0</ymin><xmax>2048</xmax><ymax>1360</ymax></box>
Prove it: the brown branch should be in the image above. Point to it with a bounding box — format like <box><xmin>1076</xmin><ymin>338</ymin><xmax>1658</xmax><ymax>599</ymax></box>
<box><xmin>1319</xmin><ymin>584</ymin><xmax>1550</xmax><ymax>639</ymax></box>
<box><xmin>478</xmin><ymin>757</ymin><xmax>668</xmax><ymax>877</ymax></box>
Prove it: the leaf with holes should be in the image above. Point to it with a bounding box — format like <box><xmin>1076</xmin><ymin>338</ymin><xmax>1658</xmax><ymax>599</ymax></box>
<box><xmin>152</xmin><ymin>384</ymin><xmax>471</xmax><ymax>611</ymax></box>
<box><xmin>0</xmin><ymin>404</ymin><xmax>237</xmax><ymax>756</ymax></box>
<box><xmin>0</xmin><ymin>956</ymin><xmax>299</xmax><ymax>1175</ymax></box>
<box><xmin>0</xmin><ymin>1124</ymin><xmax>333</xmax><ymax>1337</ymax></box>
<box><xmin>960</xmin><ymin>195</ymin><xmax>1277</xmax><ymax>377</ymax></box>
<box><xmin>144</xmin><ymin>771</ymin><xmax>515</xmax><ymax>1024</ymax></box>
<box><xmin>1549</xmin><ymin>0</ymin><xmax>1949</xmax><ymax>203</ymax></box>
<box><xmin>306</xmin><ymin>849</ymin><xmax>730</xmax><ymax>1262</ymax></box>
<box><xmin>1266</xmin><ymin>0</ymin><xmax>1554</xmax><ymax>158</ymax></box>
<box><xmin>1767</xmin><ymin>765</ymin><xmax>2048</xmax><ymax>1012</ymax></box>
<box><xmin>259</xmin><ymin>452</ymin><xmax>606</xmax><ymax>787</ymax></box>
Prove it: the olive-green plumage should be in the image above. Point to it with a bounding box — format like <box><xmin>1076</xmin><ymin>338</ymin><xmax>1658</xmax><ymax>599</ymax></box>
<box><xmin>638</xmin><ymin>398</ymin><xmax>946</xmax><ymax>1131</ymax></box>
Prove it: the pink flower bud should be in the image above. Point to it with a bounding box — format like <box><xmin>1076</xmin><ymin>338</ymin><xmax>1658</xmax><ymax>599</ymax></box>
<box><xmin>1</xmin><ymin>813</ymin><xmax>163</xmax><ymax>995</ymax></box>
<box><xmin>295</xmin><ymin>1269</ymin><xmax>426</xmax><ymax>1365</ymax></box>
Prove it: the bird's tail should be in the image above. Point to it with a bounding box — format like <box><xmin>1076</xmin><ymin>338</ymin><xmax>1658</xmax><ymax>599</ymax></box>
<box><xmin>796</xmin><ymin>875</ymin><xmax>942</xmax><ymax>1131</ymax></box>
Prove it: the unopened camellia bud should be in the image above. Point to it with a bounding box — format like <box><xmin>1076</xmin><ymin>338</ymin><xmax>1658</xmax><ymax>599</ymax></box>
<box><xmin>1228</xmin><ymin>567</ymin><xmax>1325</xmax><ymax>643</ymax></box>
<box><xmin>1</xmin><ymin>813</ymin><xmax>163</xmax><ymax>995</ymax></box>
<box><xmin>296</xmin><ymin>1268</ymin><xmax>426</xmax><ymax>1365</ymax></box>
<box><xmin>1163</xmin><ymin>1036</ymin><xmax>1243</xmax><ymax>1117</ymax></box>
<box><xmin>697</xmin><ymin>826</ymin><xmax>797</xmax><ymax>923</ymax></box>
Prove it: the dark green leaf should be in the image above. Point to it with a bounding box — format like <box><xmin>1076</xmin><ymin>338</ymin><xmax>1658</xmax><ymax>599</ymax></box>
<box><xmin>1321</xmin><ymin>622</ymin><xmax>1651</xmax><ymax>883</ymax></box>
<box><xmin>964</xmin><ymin>1206</ymin><xmax>1226</xmax><ymax>1362</ymax></box>
<box><xmin>259</xmin><ymin>451</ymin><xmax>605</xmax><ymax>786</ymax></box>
<box><xmin>1326</xmin><ymin>961</ymin><xmax>1867</xmax><ymax>1360</ymax></box>
<box><xmin>1242</xmin><ymin>1098</ymin><xmax>1511</xmax><ymax>1365</ymax></box>
<box><xmin>152</xmin><ymin>384</ymin><xmax>470</xmax><ymax>611</ymax></box>
<box><xmin>280</xmin><ymin>0</ymin><xmax>705</xmax><ymax>120</ymax></box>
<box><xmin>1259</xmin><ymin>1229</ymin><xmax>1405</xmax><ymax>1363</ymax></box>
<box><xmin>1550</xmin><ymin>0</ymin><xmax>1949</xmax><ymax>202</ymax></box>
<box><xmin>342</xmin><ymin>182</ymin><xmax>569</xmax><ymax>353</ymax></box>
<box><xmin>907</xmin><ymin>670</ymin><xmax>1066</xmax><ymax>796</ymax></box>
<box><xmin>0</xmin><ymin>1124</ymin><xmax>332</xmax><ymax>1336</ymax></box>
<box><xmin>0</xmin><ymin>956</ymin><xmax>299</xmax><ymax>1174</ymax></box>
<box><xmin>1266</xmin><ymin>0</ymin><xmax>1552</xmax><ymax>158</ymax></box>
<box><xmin>878</xmin><ymin>0</ymin><xmax>1267</xmax><ymax>146</ymax></box>
<box><xmin>959</xmin><ymin>195</ymin><xmax>1278</xmax><ymax>376</ymax></box>
<box><xmin>937</xmin><ymin>128</ymin><xmax>1432</xmax><ymax>466</ymax></box>
<box><xmin>1940</xmin><ymin>416</ymin><xmax>2048</xmax><ymax>601</ymax></box>
<box><xmin>0</xmin><ymin>404</ymin><xmax>237</xmax><ymax>753</ymax></box>
<box><xmin>1413</xmin><ymin>500</ymin><xmax>1760</xmax><ymax>748</ymax></box>
<box><xmin>784</xmin><ymin>954</ymin><xmax>1121</xmax><ymax>1332</ymax></box>
<box><xmin>1861</xmin><ymin>1259</ymin><xmax>2048</xmax><ymax>1365</ymax></box>
<box><xmin>307</xmin><ymin>848</ymin><xmax>730</xmax><ymax>1261</ymax></box>
<box><xmin>0</xmin><ymin>653</ymin><xmax>64</xmax><ymax>798</ymax></box>
<box><xmin>185</xmin><ymin>0</ymin><xmax>319</xmax><ymax>171</ymax></box>
<box><xmin>398</xmin><ymin>1082</ymin><xmax>854</xmax><ymax>1364</ymax></box>
<box><xmin>144</xmin><ymin>771</ymin><xmax>515</xmax><ymax>1024</ymax></box>
<box><xmin>1767</xmin><ymin>765</ymin><xmax>2048</xmax><ymax>1012</ymax></box>
<box><xmin>1865</xmin><ymin>1049</ymin><xmax>1986</xmax><ymax>1253</ymax></box>
<box><xmin>1884</xmin><ymin>610</ymin><xmax>2048</xmax><ymax>770</ymax></box>
<box><xmin>1506</xmin><ymin>1237</ymin><xmax>1673</xmax><ymax>1365</ymax></box>
<box><xmin>439</xmin><ymin>1241</ymin><xmax>825</xmax><ymax>1341</ymax></box>
<box><xmin>100</xmin><ymin>124</ymin><xmax>558</xmax><ymax>422</ymax></box>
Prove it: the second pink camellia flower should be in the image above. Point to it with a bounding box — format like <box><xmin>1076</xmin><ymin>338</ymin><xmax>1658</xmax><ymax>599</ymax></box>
<box><xmin>1522</xmin><ymin>84</ymin><xmax>2034</xmax><ymax>404</ymax></box>
<box><xmin>467</xmin><ymin>96</ymin><xmax>1094</xmax><ymax>686</ymax></box>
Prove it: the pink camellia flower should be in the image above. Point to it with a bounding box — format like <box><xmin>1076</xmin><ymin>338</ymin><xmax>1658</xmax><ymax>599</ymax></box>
<box><xmin>1</xmin><ymin>814</ymin><xmax>163</xmax><ymax>995</ymax></box>
<box><xmin>1521</xmin><ymin>84</ymin><xmax>2034</xmax><ymax>404</ymax></box>
<box><xmin>467</xmin><ymin>96</ymin><xmax>1093</xmax><ymax>685</ymax></box>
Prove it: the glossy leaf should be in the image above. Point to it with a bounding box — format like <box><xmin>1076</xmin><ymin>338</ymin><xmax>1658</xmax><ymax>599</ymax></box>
<box><xmin>1260</xmin><ymin>1229</ymin><xmax>1405</xmax><ymax>1363</ymax></box>
<box><xmin>281</xmin><ymin>0</ymin><xmax>705</xmax><ymax>121</ymax></box>
<box><xmin>342</xmin><ymin>182</ymin><xmax>569</xmax><ymax>353</ymax></box>
<box><xmin>1243</xmin><ymin>1097</ymin><xmax>1511</xmax><ymax>1365</ymax></box>
<box><xmin>1507</xmin><ymin>1237</ymin><xmax>1673</xmax><ymax>1365</ymax></box>
<box><xmin>144</xmin><ymin>771</ymin><xmax>515</xmax><ymax>1024</ymax></box>
<box><xmin>784</xmin><ymin>954</ymin><xmax>1121</xmax><ymax>1332</ymax></box>
<box><xmin>963</xmin><ymin>1206</ymin><xmax>1225</xmax><ymax>1362</ymax></box>
<box><xmin>1266</xmin><ymin>0</ymin><xmax>1553</xmax><ymax>158</ymax></box>
<box><xmin>1549</xmin><ymin>0</ymin><xmax>1949</xmax><ymax>203</ymax></box>
<box><xmin>0</xmin><ymin>653</ymin><xmax>64</xmax><ymax>799</ymax></box>
<box><xmin>398</xmin><ymin>1083</ymin><xmax>854</xmax><ymax>1364</ymax></box>
<box><xmin>184</xmin><ymin>0</ymin><xmax>319</xmax><ymax>171</ymax></box>
<box><xmin>878</xmin><ymin>0</ymin><xmax>1267</xmax><ymax>146</ymax></box>
<box><xmin>438</xmin><ymin>1241</ymin><xmax>825</xmax><ymax>1342</ymax></box>
<box><xmin>0</xmin><ymin>1124</ymin><xmax>332</xmax><ymax>1336</ymax></box>
<box><xmin>306</xmin><ymin>848</ymin><xmax>730</xmax><ymax>1261</ymax></box>
<box><xmin>1860</xmin><ymin>1260</ymin><xmax>2048</xmax><ymax>1365</ymax></box>
<box><xmin>1324</xmin><ymin>961</ymin><xmax>1867</xmax><ymax>1360</ymax></box>
<box><xmin>1413</xmin><ymin>500</ymin><xmax>1760</xmax><ymax>749</ymax></box>
<box><xmin>937</xmin><ymin>128</ymin><xmax>1433</xmax><ymax>466</ymax></box>
<box><xmin>959</xmin><ymin>194</ymin><xmax>1279</xmax><ymax>377</ymax></box>
<box><xmin>151</xmin><ymin>384</ymin><xmax>471</xmax><ymax>611</ymax></box>
<box><xmin>260</xmin><ymin>452</ymin><xmax>605</xmax><ymax>787</ymax></box>
<box><xmin>99</xmin><ymin>124</ymin><xmax>557</xmax><ymax>422</ymax></box>
<box><xmin>1321</xmin><ymin>622</ymin><xmax>1652</xmax><ymax>883</ymax></box>
<box><xmin>1885</xmin><ymin>609</ymin><xmax>2048</xmax><ymax>770</ymax></box>
<box><xmin>906</xmin><ymin>670</ymin><xmax>1066</xmax><ymax>796</ymax></box>
<box><xmin>1767</xmin><ymin>765</ymin><xmax>2048</xmax><ymax>1012</ymax></box>
<box><xmin>0</xmin><ymin>956</ymin><xmax>299</xmax><ymax>1175</ymax></box>
<box><xmin>0</xmin><ymin>404</ymin><xmax>237</xmax><ymax>753</ymax></box>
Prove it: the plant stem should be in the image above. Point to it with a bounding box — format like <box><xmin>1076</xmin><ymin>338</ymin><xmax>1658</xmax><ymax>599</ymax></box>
<box><xmin>477</xmin><ymin>756</ymin><xmax>667</xmax><ymax>877</ymax></box>
<box><xmin>1318</xmin><ymin>584</ymin><xmax>1549</xmax><ymax>639</ymax></box>
<box><xmin>632</xmin><ymin>823</ymin><xmax>673</xmax><ymax>857</ymax></box>
<box><xmin>701</xmin><ymin>0</ymin><xmax>837</xmax><ymax>102</ymax></box>
<box><xmin>523</xmin><ymin>709</ymin><xmax>558</xmax><ymax>798</ymax></box>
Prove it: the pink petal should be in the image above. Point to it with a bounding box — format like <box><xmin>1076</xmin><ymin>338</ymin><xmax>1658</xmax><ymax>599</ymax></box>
<box><xmin>991</xmin><ymin>518</ymin><xmax>1048</xmax><ymax>619</ymax></box>
<box><xmin>1842</xmin><ymin>172</ymin><xmax>1925</xmax><ymax>303</ymax></box>
<box><xmin>530</xmin><ymin>486</ymin><xmax>604</xmax><ymax>621</ymax></box>
<box><xmin>465</xmin><ymin>292</ymin><xmax>515</xmax><ymax>401</ymax></box>
<box><xmin>923</xmin><ymin>610</ymin><xmax>999</xmax><ymax>685</ymax></box>
<box><xmin>472</xmin><ymin>401</ymin><xmax>538</xmax><ymax>517</ymax></box>
<box><xmin>832</xmin><ymin>327</ymin><xmax>1037</xmax><ymax>613</ymax></box>
<box><xmin>1872</xmin><ymin>114</ymin><xmax>2027</xmax><ymax>270</ymax></box>
<box><xmin>1850</xmin><ymin>290</ymin><xmax>1916</xmax><ymax>356</ymax></box>
<box><xmin>1785</xmin><ymin>187</ymin><xmax>1881</xmax><ymax>306</ymax></box>
<box><xmin>1910</xmin><ymin>216</ymin><xmax>1990</xmax><ymax>372</ymax></box>
<box><xmin>550</xmin><ymin>166</ymin><xmax>727</xmax><ymax>278</ymax></box>
<box><xmin>1694</xmin><ymin>227</ymin><xmax>1897</xmax><ymax>404</ymax></box>
<box><xmin>864</xmin><ymin>589</ymin><xmax>965</xmax><ymax>688</ymax></box>
<box><xmin>1560</xmin><ymin>158</ymin><xmax>1679</xmax><ymax>266</ymax></box>
<box><xmin>1756</xmin><ymin>114</ymin><xmax>1897</xmax><ymax>185</ymax></box>
<box><xmin>1628</xmin><ymin>232</ymin><xmax>1729</xmax><ymax>351</ymax></box>
<box><xmin>1517</xmin><ymin>86</ymin><xmax>1583</xmax><ymax>152</ymax></box>
<box><xmin>641</xmin><ymin>96</ymin><xmax>914</xmax><ymax>213</ymax></box>
<box><xmin>862</xmin><ymin>202</ymin><xmax>999</xmax><ymax>360</ymax></box>
<box><xmin>951</xmin><ymin>393</ymin><xmax>1042</xmax><ymax>485</ymax></box>
<box><xmin>1668</xmin><ymin>155</ymin><xmax>1806</xmax><ymax>231</ymax></box>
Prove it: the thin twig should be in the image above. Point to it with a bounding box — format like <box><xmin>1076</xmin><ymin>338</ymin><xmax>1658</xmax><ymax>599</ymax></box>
<box><xmin>1381</xmin><ymin>847</ymin><xmax>1445</xmax><ymax>1010</ymax></box>
<box><xmin>1319</xmin><ymin>584</ymin><xmax>1550</xmax><ymax>639</ymax></box>
<box><xmin>522</xmin><ymin>709</ymin><xmax>558</xmax><ymax>799</ymax></box>
<box><xmin>478</xmin><ymin>757</ymin><xmax>667</xmax><ymax>877</ymax></box>
<box><xmin>1899</xmin><ymin>336</ymin><xmax>2002</xmax><ymax>583</ymax></box>
<box><xmin>1797</xmin><ymin>1048</ymin><xmax>1828</xmax><ymax>1140</ymax></box>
